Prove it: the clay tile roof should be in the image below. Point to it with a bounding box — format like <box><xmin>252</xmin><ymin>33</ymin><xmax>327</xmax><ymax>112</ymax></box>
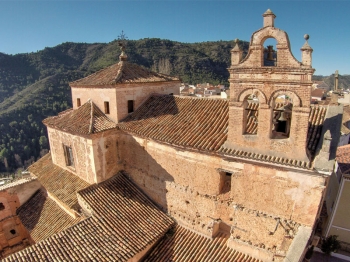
<box><xmin>28</xmin><ymin>154</ymin><xmax>90</xmax><ymax>211</ymax></box>
<box><xmin>307</xmin><ymin>105</ymin><xmax>328</xmax><ymax>155</ymax></box>
<box><xmin>0</xmin><ymin>176</ymin><xmax>37</xmax><ymax>191</ymax></box>
<box><xmin>336</xmin><ymin>144</ymin><xmax>350</xmax><ymax>174</ymax></box>
<box><xmin>144</xmin><ymin>225</ymin><xmax>262</xmax><ymax>262</ymax></box>
<box><xmin>4</xmin><ymin>172</ymin><xmax>174</xmax><ymax>262</ymax></box>
<box><xmin>17</xmin><ymin>189</ymin><xmax>84</xmax><ymax>243</ymax></box>
<box><xmin>78</xmin><ymin>171</ymin><xmax>174</xmax><ymax>248</ymax></box>
<box><xmin>43</xmin><ymin>100</ymin><xmax>117</xmax><ymax>135</ymax></box>
<box><xmin>118</xmin><ymin>95</ymin><xmax>228</xmax><ymax>151</ymax></box>
<box><xmin>70</xmin><ymin>61</ymin><xmax>180</xmax><ymax>86</ymax></box>
<box><xmin>311</xmin><ymin>88</ymin><xmax>326</xmax><ymax>98</ymax></box>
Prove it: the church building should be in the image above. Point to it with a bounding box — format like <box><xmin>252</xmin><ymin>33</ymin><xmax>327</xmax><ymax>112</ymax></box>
<box><xmin>0</xmin><ymin>10</ymin><xmax>342</xmax><ymax>262</ymax></box>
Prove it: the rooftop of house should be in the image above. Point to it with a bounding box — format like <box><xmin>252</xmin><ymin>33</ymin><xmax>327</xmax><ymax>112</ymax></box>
<box><xmin>5</xmin><ymin>169</ymin><xmax>174</xmax><ymax>261</ymax></box>
<box><xmin>70</xmin><ymin>60</ymin><xmax>180</xmax><ymax>87</ymax></box>
<box><xmin>0</xmin><ymin>176</ymin><xmax>37</xmax><ymax>191</ymax></box>
<box><xmin>43</xmin><ymin>99</ymin><xmax>117</xmax><ymax>136</ymax></box>
<box><xmin>336</xmin><ymin>144</ymin><xmax>350</xmax><ymax>174</ymax></box>
<box><xmin>144</xmin><ymin>225</ymin><xmax>262</xmax><ymax>262</ymax></box>
<box><xmin>17</xmin><ymin>189</ymin><xmax>84</xmax><ymax>243</ymax></box>
<box><xmin>27</xmin><ymin>154</ymin><xmax>90</xmax><ymax>212</ymax></box>
<box><xmin>118</xmin><ymin>95</ymin><xmax>228</xmax><ymax>151</ymax></box>
<box><xmin>43</xmin><ymin>94</ymin><xmax>331</xmax><ymax>169</ymax></box>
<box><xmin>119</xmin><ymin>95</ymin><xmax>328</xmax><ymax>169</ymax></box>
<box><xmin>311</xmin><ymin>88</ymin><xmax>326</xmax><ymax>98</ymax></box>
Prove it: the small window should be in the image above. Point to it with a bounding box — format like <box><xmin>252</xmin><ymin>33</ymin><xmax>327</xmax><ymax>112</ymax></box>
<box><xmin>128</xmin><ymin>100</ymin><xmax>134</xmax><ymax>113</ymax></box>
<box><xmin>10</xmin><ymin>229</ymin><xmax>16</xmax><ymax>235</ymax></box>
<box><xmin>219</xmin><ymin>171</ymin><xmax>232</xmax><ymax>194</ymax></box>
<box><xmin>77</xmin><ymin>98</ymin><xmax>81</xmax><ymax>107</ymax></box>
<box><xmin>0</xmin><ymin>202</ymin><xmax>4</xmax><ymax>210</ymax></box>
<box><xmin>63</xmin><ymin>145</ymin><xmax>74</xmax><ymax>168</ymax></box>
<box><xmin>104</xmin><ymin>101</ymin><xmax>110</xmax><ymax>114</ymax></box>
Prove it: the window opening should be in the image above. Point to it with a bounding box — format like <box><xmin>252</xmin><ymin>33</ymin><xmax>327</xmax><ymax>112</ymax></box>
<box><xmin>272</xmin><ymin>95</ymin><xmax>293</xmax><ymax>138</ymax></box>
<box><xmin>104</xmin><ymin>101</ymin><xmax>110</xmax><ymax>114</ymax></box>
<box><xmin>128</xmin><ymin>100</ymin><xmax>134</xmax><ymax>113</ymax></box>
<box><xmin>0</xmin><ymin>202</ymin><xmax>4</xmax><ymax>210</ymax></box>
<box><xmin>220</xmin><ymin>171</ymin><xmax>232</xmax><ymax>194</ymax></box>
<box><xmin>77</xmin><ymin>98</ymin><xmax>81</xmax><ymax>107</ymax></box>
<box><xmin>10</xmin><ymin>229</ymin><xmax>16</xmax><ymax>235</ymax></box>
<box><xmin>244</xmin><ymin>94</ymin><xmax>259</xmax><ymax>135</ymax></box>
<box><xmin>64</xmin><ymin>145</ymin><xmax>74</xmax><ymax>167</ymax></box>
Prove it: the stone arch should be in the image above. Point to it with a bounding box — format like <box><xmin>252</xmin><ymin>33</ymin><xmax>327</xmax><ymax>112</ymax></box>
<box><xmin>238</xmin><ymin>27</ymin><xmax>300</xmax><ymax>67</ymax></box>
<box><xmin>238</xmin><ymin>88</ymin><xmax>267</xmax><ymax>104</ymax></box>
<box><xmin>251</xmin><ymin>27</ymin><xmax>290</xmax><ymax>47</ymax></box>
<box><xmin>269</xmin><ymin>90</ymin><xmax>301</xmax><ymax>107</ymax></box>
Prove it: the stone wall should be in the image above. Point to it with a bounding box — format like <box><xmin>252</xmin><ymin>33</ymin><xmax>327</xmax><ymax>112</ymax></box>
<box><xmin>0</xmin><ymin>187</ymin><xmax>35</xmax><ymax>258</ymax></box>
<box><xmin>117</xmin><ymin>131</ymin><xmax>326</xmax><ymax>260</ymax></box>
<box><xmin>71</xmin><ymin>87</ymin><xmax>118</xmax><ymax>122</ymax></box>
<box><xmin>48</xmin><ymin>127</ymin><xmax>119</xmax><ymax>184</ymax></box>
<box><xmin>71</xmin><ymin>82</ymin><xmax>181</xmax><ymax>123</ymax></box>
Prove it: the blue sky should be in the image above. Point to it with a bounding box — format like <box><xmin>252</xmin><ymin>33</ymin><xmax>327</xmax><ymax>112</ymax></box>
<box><xmin>0</xmin><ymin>0</ymin><xmax>349</xmax><ymax>76</ymax></box>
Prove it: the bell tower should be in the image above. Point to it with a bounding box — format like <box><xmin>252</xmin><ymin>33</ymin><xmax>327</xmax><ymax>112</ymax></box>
<box><xmin>223</xmin><ymin>9</ymin><xmax>315</xmax><ymax>163</ymax></box>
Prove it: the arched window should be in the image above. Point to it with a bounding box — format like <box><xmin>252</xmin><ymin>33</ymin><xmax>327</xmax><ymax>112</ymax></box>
<box><xmin>263</xmin><ymin>38</ymin><xmax>277</xmax><ymax>66</ymax></box>
<box><xmin>243</xmin><ymin>94</ymin><xmax>259</xmax><ymax>135</ymax></box>
<box><xmin>272</xmin><ymin>95</ymin><xmax>293</xmax><ymax>138</ymax></box>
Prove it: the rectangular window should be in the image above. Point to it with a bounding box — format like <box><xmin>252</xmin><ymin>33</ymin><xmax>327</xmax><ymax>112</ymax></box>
<box><xmin>104</xmin><ymin>101</ymin><xmax>110</xmax><ymax>114</ymax></box>
<box><xmin>219</xmin><ymin>171</ymin><xmax>232</xmax><ymax>194</ymax></box>
<box><xmin>63</xmin><ymin>145</ymin><xmax>74</xmax><ymax>168</ymax></box>
<box><xmin>77</xmin><ymin>98</ymin><xmax>81</xmax><ymax>107</ymax></box>
<box><xmin>128</xmin><ymin>100</ymin><xmax>134</xmax><ymax>113</ymax></box>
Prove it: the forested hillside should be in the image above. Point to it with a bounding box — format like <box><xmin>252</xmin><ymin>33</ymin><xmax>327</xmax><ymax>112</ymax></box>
<box><xmin>0</xmin><ymin>38</ymin><xmax>348</xmax><ymax>173</ymax></box>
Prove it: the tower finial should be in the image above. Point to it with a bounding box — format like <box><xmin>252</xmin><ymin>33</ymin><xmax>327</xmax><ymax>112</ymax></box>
<box><xmin>118</xmin><ymin>30</ymin><xmax>128</xmax><ymax>62</ymax></box>
<box><xmin>301</xmin><ymin>34</ymin><xmax>313</xmax><ymax>67</ymax></box>
<box><xmin>262</xmin><ymin>9</ymin><xmax>276</xmax><ymax>27</ymax></box>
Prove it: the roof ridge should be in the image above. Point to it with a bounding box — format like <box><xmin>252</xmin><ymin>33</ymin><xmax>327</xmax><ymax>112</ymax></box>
<box><xmin>88</xmin><ymin>99</ymin><xmax>94</xmax><ymax>134</ymax></box>
<box><xmin>114</xmin><ymin>61</ymin><xmax>125</xmax><ymax>83</ymax></box>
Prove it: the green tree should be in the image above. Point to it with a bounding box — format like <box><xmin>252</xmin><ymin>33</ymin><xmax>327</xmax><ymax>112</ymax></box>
<box><xmin>321</xmin><ymin>235</ymin><xmax>341</xmax><ymax>255</ymax></box>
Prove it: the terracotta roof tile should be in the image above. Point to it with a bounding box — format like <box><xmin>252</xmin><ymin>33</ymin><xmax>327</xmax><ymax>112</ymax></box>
<box><xmin>307</xmin><ymin>105</ymin><xmax>327</xmax><ymax>155</ymax></box>
<box><xmin>220</xmin><ymin>146</ymin><xmax>311</xmax><ymax>169</ymax></box>
<box><xmin>43</xmin><ymin>100</ymin><xmax>117</xmax><ymax>135</ymax></box>
<box><xmin>5</xmin><ymin>172</ymin><xmax>174</xmax><ymax>261</ymax></box>
<box><xmin>70</xmin><ymin>61</ymin><xmax>180</xmax><ymax>86</ymax></box>
<box><xmin>144</xmin><ymin>225</ymin><xmax>262</xmax><ymax>262</ymax></box>
<box><xmin>0</xmin><ymin>177</ymin><xmax>37</xmax><ymax>191</ymax></box>
<box><xmin>78</xmin><ymin>171</ymin><xmax>174</xmax><ymax>249</ymax></box>
<box><xmin>28</xmin><ymin>154</ymin><xmax>90</xmax><ymax>211</ymax></box>
<box><xmin>336</xmin><ymin>144</ymin><xmax>350</xmax><ymax>174</ymax></box>
<box><xmin>118</xmin><ymin>95</ymin><xmax>229</xmax><ymax>151</ymax></box>
<box><xmin>311</xmin><ymin>88</ymin><xmax>326</xmax><ymax>98</ymax></box>
<box><xmin>119</xmin><ymin>95</ymin><xmax>329</xmax><ymax>168</ymax></box>
<box><xmin>17</xmin><ymin>189</ymin><xmax>84</xmax><ymax>243</ymax></box>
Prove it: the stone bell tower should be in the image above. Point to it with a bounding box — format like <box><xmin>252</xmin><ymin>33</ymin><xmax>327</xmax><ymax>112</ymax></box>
<box><xmin>224</xmin><ymin>9</ymin><xmax>315</xmax><ymax>163</ymax></box>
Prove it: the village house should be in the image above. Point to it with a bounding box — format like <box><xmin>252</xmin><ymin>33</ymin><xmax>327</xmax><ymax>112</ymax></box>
<box><xmin>324</xmin><ymin>144</ymin><xmax>350</xmax><ymax>253</ymax></box>
<box><xmin>0</xmin><ymin>9</ymin><xmax>345</xmax><ymax>262</ymax></box>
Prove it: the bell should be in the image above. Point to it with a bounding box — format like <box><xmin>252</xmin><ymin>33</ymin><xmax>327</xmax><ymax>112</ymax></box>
<box><xmin>278</xmin><ymin>112</ymin><xmax>287</xmax><ymax>122</ymax></box>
